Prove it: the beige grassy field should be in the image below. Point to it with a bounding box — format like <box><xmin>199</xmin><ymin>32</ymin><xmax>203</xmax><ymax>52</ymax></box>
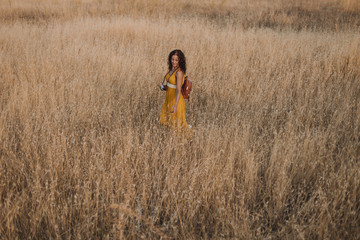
<box><xmin>1</xmin><ymin>0</ymin><xmax>360</xmax><ymax>239</ymax></box>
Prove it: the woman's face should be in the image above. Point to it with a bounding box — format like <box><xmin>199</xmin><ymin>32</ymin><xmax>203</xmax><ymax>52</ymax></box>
<box><xmin>171</xmin><ymin>54</ymin><xmax>179</xmax><ymax>69</ymax></box>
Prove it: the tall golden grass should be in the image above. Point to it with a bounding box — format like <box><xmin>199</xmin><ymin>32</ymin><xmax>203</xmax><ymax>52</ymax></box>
<box><xmin>1</xmin><ymin>0</ymin><xmax>359</xmax><ymax>239</ymax></box>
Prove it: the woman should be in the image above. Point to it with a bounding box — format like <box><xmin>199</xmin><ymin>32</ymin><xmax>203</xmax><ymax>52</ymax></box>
<box><xmin>159</xmin><ymin>49</ymin><xmax>191</xmax><ymax>131</ymax></box>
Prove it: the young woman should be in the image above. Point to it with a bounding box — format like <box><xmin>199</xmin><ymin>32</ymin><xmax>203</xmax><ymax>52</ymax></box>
<box><xmin>159</xmin><ymin>49</ymin><xmax>191</xmax><ymax>131</ymax></box>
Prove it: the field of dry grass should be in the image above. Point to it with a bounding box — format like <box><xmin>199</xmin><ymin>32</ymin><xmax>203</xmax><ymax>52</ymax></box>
<box><xmin>1</xmin><ymin>0</ymin><xmax>360</xmax><ymax>239</ymax></box>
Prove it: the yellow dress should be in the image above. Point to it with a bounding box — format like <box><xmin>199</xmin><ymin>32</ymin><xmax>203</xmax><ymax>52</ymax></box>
<box><xmin>160</xmin><ymin>68</ymin><xmax>190</xmax><ymax>131</ymax></box>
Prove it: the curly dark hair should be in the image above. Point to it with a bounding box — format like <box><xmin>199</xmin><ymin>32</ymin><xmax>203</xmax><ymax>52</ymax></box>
<box><xmin>168</xmin><ymin>49</ymin><xmax>186</xmax><ymax>74</ymax></box>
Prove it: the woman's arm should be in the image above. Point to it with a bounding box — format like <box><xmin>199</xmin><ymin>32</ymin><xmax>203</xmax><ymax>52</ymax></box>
<box><xmin>170</xmin><ymin>70</ymin><xmax>184</xmax><ymax>113</ymax></box>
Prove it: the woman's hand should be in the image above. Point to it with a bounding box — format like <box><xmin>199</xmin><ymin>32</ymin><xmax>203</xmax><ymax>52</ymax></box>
<box><xmin>170</xmin><ymin>104</ymin><xmax>178</xmax><ymax>114</ymax></box>
<box><xmin>159</xmin><ymin>84</ymin><xmax>167</xmax><ymax>91</ymax></box>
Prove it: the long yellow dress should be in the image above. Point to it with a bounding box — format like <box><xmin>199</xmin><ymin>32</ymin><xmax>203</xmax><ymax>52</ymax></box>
<box><xmin>160</xmin><ymin>68</ymin><xmax>190</xmax><ymax>131</ymax></box>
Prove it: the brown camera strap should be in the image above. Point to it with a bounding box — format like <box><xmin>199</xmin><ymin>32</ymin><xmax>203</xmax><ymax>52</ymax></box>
<box><xmin>162</xmin><ymin>67</ymin><xmax>180</xmax><ymax>85</ymax></box>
